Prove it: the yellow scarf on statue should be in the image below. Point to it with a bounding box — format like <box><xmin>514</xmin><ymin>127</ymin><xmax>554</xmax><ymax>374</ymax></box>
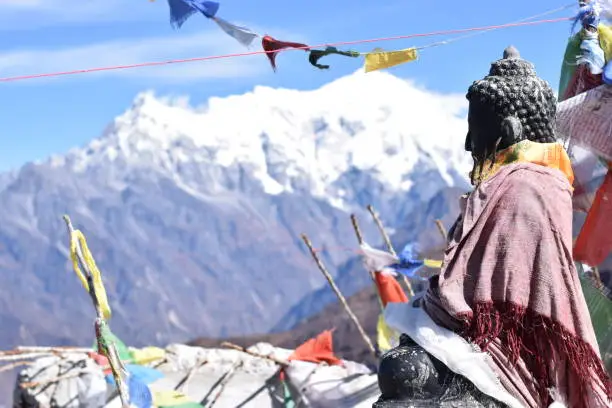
<box><xmin>473</xmin><ymin>140</ymin><xmax>574</xmax><ymax>187</ymax></box>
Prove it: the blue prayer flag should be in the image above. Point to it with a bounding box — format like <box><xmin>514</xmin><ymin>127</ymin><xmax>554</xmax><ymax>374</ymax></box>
<box><xmin>128</xmin><ymin>375</ymin><xmax>153</xmax><ymax>408</ymax></box>
<box><xmin>389</xmin><ymin>243</ymin><xmax>426</xmax><ymax>278</ymax></box>
<box><xmin>106</xmin><ymin>365</ymin><xmax>163</xmax><ymax>386</ymax></box>
<box><xmin>189</xmin><ymin>0</ymin><xmax>219</xmax><ymax>18</ymax></box>
<box><xmin>167</xmin><ymin>0</ymin><xmax>219</xmax><ymax>28</ymax></box>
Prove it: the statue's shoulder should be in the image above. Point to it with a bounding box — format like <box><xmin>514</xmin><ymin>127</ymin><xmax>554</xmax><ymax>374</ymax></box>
<box><xmin>492</xmin><ymin>163</ymin><xmax>572</xmax><ymax>216</ymax></box>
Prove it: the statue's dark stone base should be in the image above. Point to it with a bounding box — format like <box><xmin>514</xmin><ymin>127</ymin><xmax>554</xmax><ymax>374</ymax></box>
<box><xmin>373</xmin><ymin>334</ymin><xmax>508</xmax><ymax>408</ymax></box>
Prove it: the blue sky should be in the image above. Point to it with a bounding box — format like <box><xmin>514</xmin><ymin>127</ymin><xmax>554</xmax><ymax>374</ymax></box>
<box><xmin>0</xmin><ymin>0</ymin><xmax>576</xmax><ymax>172</ymax></box>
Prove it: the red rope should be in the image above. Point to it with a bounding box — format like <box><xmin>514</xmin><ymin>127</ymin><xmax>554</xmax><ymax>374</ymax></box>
<box><xmin>0</xmin><ymin>17</ymin><xmax>571</xmax><ymax>83</ymax></box>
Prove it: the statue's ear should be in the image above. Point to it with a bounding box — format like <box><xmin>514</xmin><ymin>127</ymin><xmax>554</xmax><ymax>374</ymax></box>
<box><xmin>500</xmin><ymin>116</ymin><xmax>522</xmax><ymax>148</ymax></box>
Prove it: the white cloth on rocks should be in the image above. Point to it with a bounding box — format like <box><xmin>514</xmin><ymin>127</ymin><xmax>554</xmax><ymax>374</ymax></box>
<box><xmin>14</xmin><ymin>354</ymin><xmax>106</xmax><ymax>408</ymax></box>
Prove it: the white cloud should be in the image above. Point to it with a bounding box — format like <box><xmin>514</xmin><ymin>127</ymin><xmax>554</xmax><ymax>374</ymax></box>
<box><xmin>0</xmin><ymin>30</ymin><xmax>273</xmax><ymax>84</ymax></box>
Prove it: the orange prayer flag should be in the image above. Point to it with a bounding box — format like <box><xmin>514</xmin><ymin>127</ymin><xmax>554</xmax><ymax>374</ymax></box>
<box><xmin>574</xmin><ymin>169</ymin><xmax>612</xmax><ymax>266</ymax></box>
<box><xmin>288</xmin><ymin>329</ymin><xmax>342</xmax><ymax>366</ymax></box>
<box><xmin>374</xmin><ymin>272</ymin><xmax>408</xmax><ymax>308</ymax></box>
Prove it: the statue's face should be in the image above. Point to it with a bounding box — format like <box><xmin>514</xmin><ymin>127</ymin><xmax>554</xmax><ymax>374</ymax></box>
<box><xmin>465</xmin><ymin>104</ymin><xmax>477</xmax><ymax>152</ymax></box>
<box><xmin>464</xmin><ymin>101</ymin><xmax>494</xmax><ymax>161</ymax></box>
<box><xmin>464</xmin><ymin>130</ymin><xmax>473</xmax><ymax>152</ymax></box>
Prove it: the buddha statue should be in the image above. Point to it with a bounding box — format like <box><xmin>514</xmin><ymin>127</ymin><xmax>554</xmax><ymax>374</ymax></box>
<box><xmin>374</xmin><ymin>47</ymin><xmax>611</xmax><ymax>408</ymax></box>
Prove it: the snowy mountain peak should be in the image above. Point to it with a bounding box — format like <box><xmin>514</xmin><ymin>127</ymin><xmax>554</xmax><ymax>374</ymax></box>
<box><xmin>49</xmin><ymin>71</ymin><xmax>472</xmax><ymax>206</ymax></box>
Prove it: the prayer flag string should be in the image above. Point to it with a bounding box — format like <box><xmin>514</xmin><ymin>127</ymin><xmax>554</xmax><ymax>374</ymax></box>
<box><xmin>0</xmin><ymin>16</ymin><xmax>572</xmax><ymax>83</ymax></box>
<box><xmin>164</xmin><ymin>1</ymin><xmax>575</xmax><ymax>72</ymax></box>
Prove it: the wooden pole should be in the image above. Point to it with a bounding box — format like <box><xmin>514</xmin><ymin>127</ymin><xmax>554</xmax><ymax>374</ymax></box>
<box><xmin>0</xmin><ymin>353</ymin><xmax>55</xmax><ymax>362</ymax></box>
<box><xmin>366</xmin><ymin>205</ymin><xmax>415</xmax><ymax>298</ymax></box>
<box><xmin>20</xmin><ymin>371</ymin><xmax>83</xmax><ymax>389</ymax></box>
<box><xmin>350</xmin><ymin>214</ymin><xmax>365</xmax><ymax>245</ymax></box>
<box><xmin>301</xmin><ymin>234</ymin><xmax>377</xmax><ymax>357</ymax></box>
<box><xmin>0</xmin><ymin>361</ymin><xmax>31</xmax><ymax>373</ymax></box>
<box><xmin>350</xmin><ymin>214</ymin><xmax>384</xmax><ymax>310</ymax></box>
<box><xmin>221</xmin><ymin>342</ymin><xmax>288</xmax><ymax>366</ymax></box>
<box><xmin>434</xmin><ymin>219</ymin><xmax>448</xmax><ymax>241</ymax></box>
<box><xmin>207</xmin><ymin>361</ymin><xmax>243</xmax><ymax>407</ymax></box>
<box><xmin>366</xmin><ymin>206</ymin><xmax>394</xmax><ymax>256</ymax></box>
<box><xmin>175</xmin><ymin>360</ymin><xmax>208</xmax><ymax>393</ymax></box>
<box><xmin>14</xmin><ymin>346</ymin><xmax>92</xmax><ymax>354</ymax></box>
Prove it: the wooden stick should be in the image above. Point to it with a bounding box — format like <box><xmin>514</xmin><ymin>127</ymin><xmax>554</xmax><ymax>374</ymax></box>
<box><xmin>13</xmin><ymin>346</ymin><xmax>92</xmax><ymax>354</ymax></box>
<box><xmin>350</xmin><ymin>214</ymin><xmax>384</xmax><ymax>310</ymax></box>
<box><xmin>350</xmin><ymin>214</ymin><xmax>365</xmax><ymax>244</ymax></box>
<box><xmin>301</xmin><ymin>234</ymin><xmax>376</xmax><ymax>357</ymax></box>
<box><xmin>592</xmin><ymin>266</ymin><xmax>604</xmax><ymax>290</ymax></box>
<box><xmin>207</xmin><ymin>361</ymin><xmax>243</xmax><ymax>407</ymax></box>
<box><xmin>366</xmin><ymin>205</ymin><xmax>414</xmax><ymax>298</ymax></box>
<box><xmin>365</xmin><ymin>206</ymin><xmax>394</xmax><ymax>256</ymax></box>
<box><xmin>20</xmin><ymin>371</ymin><xmax>83</xmax><ymax>389</ymax></box>
<box><xmin>175</xmin><ymin>359</ymin><xmax>208</xmax><ymax>393</ymax></box>
<box><xmin>0</xmin><ymin>353</ymin><xmax>54</xmax><ymax>362</ymax></box>
<box><xmin>221</xmin><ymin>342</ymin><xmax>288</xmax><ymax>366</ymax></box>
<box><xmin>0</xmin><ymin>361</ymin><xmax>31</xmax><ymax>373</ymax></box>
<box><xmin>435</xmin><ymin>219</ymin><xmax>448</xmax><ymax>241</ymax></box>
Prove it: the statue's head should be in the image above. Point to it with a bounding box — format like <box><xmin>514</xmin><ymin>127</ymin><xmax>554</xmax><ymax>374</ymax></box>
<box><xmin>465</xmin><ymin>46</ymin><xmax>557</xmax><ymax>164</ymax></box>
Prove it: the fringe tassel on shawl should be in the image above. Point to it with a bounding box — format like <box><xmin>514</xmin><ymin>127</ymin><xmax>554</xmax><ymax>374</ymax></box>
<box><xmin>458</xmin><ymin>302</ymin><xmax>612</xmax><ymax>408</ymax></box>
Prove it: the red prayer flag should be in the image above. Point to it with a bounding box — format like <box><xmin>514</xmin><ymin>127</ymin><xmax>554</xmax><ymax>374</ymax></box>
<box><xmin>261</xmin><ymin>35</ymin><xmax>310</xmax><ymax>71</ymax></box>
<box><xmin>563</xmin><ymin>65</ymin><xmax>603</xmax><ymax>101</ymax></box>
<box><xmin>87</xmin><ymin>352</ymin><xmax>112</xmax><ymax>375</ymax></box>
<box><xmin>574</xmin><ymin>168</ymin><xmax>612</xmax><ymax>266</ymax></box>
<box><xmin>374</xmin><ymin>272</ymin><xmax>408</xmax><ymax>308</ymax></box>
<box><xmin>288</xmin><ymin>329</ymin><xmax>342</xmax><ymax>366</ymax></box>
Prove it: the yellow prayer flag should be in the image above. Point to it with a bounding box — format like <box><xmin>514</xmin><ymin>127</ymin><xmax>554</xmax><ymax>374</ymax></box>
<box><xmin>129</xmin><ymin>346</ymin><xmax>166</xmax><ymax>365</ymax></box>
<box><xmin>598</xmin><ymin>24</ymin><xmax>612</xmax><ymax>62</ymax></box>
<box><xmin>377</xmin><ymin>314</ymin><xmax>399</xmax><ymax>353</ymax></box>
<box><xmin>152</xmin><ymin>390</ymin><xmax>193</xmax><ymax>406</ymax></box>
<box><xmin>69</xmin><ymin>229</ymin><xmax>112</xmax><ymax>320</ymax></box>
<box><xmin>423</xmin><ymin>259</ymin><xmax>443</xmax><ymax>269</ymax></box>
<box><xmin>364</xmin><ymin>47</ymin><xmax>418</xmax><ymax>73</ymax></box>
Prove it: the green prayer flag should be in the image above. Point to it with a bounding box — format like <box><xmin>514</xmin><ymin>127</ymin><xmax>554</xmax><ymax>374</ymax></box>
<box><xmin>159</xmin><ymin>403</ymin><xmax>203</xmax><ymax>408</ymax></box>
<box><xmin>92</xmin><ymin>325</ymin><xmax>132</xmax><ymax>362</ymax></box>
<box><xmin>308</xmin><ymin>46</ymin><xmax>360</xmax><ymax>70</ymax></box>
<box><xmin>580</xmin><ymin>273</ymin><xmax>612</xmax><ymax>372</ymax></box>
<box><xmin>559</xmin><ymin>33</ymin><xmax>582</xmax><ymax>100</ymax></box>
<box><xmin>282</xmin><ymin>380</ymin><xmax>295</xmax><ymax>408</ymax></box>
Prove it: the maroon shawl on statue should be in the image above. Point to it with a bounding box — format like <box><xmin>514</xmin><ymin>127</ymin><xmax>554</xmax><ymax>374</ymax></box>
<box><xmin>423</xmin><ymin>162</ymin><xmax>611</xmax><ymax>408</ymax></box>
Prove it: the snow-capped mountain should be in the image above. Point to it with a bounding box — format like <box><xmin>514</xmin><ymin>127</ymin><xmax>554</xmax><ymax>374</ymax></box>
<box><xmin>0</xmin><ymin>70</ymin><xmax>471</xmax><ymax>349</ymax></box>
